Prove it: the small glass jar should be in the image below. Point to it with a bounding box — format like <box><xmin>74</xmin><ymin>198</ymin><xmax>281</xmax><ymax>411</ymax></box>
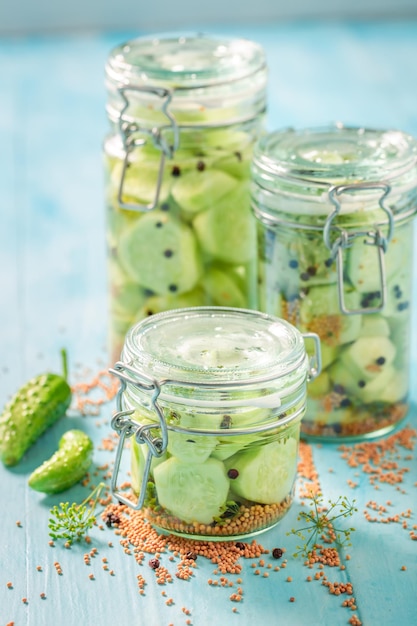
<box><xmin>252</xmin><ymin>124</ymin><xmax>417</xmax><ymax>441</ymax></box>
<box><xmin>109</xmin><ymin>307</ymin><xmax>320</xmax><ymax>540</ymax></box>
<box><xmin>104</xmin><ymin>34</ymin><xmax>267</xmax><ymax>362</ymax></box>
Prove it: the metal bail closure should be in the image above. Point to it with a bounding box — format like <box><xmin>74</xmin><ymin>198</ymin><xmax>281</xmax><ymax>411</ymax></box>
<box><xmin>109</xmin><ymin>362</ymin><xmax>168</xmax><ymax>510</ymax></box>
<box><xmin>302</xmin><ymin>332</ymin><xmax>322</xmax><ymax>381</ymax></box>
<box><xmin>323</xmin><ymin>182</ymin><xmax>394</xmax><ymax>315</ymax></box>
<box><xmin>117</xmin><ymin>86</ymin><xmax>180</xmax><ymax>212</ymax></box>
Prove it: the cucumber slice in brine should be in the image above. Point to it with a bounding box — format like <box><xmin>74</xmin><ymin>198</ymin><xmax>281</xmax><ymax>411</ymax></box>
<box><xmin>225</xmin><ymin>437</ymin><xmax>298</xmax><ymax>505</ymax></box>
<box><xmin>153</xmin><ymin>457</ymin><xmax>229</xmax><ymax>524</ymax></box>
<box><xmin>167</xmin><ymin>430</ymin><xmax>218</xmax><ymax>463</ymax></box>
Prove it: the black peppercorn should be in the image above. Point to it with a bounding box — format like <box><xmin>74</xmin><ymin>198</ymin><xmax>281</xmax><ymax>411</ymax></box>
<box><xmin>272</xmin><ymin>548</ymin><xmax>284</xmax><ymax>559</ymax></box>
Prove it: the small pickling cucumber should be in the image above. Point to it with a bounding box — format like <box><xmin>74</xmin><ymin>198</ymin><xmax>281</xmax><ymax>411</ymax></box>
<box><xmin>153</xmin><ymin>457</ymin><xmax>229</xmax><ymax>524</ymax></box>
<box><xmin>0</xmin><ymin>351</ymin><xmax>72</xmax><ymax>466</ymax></box>
<box><xmin>28</xmin><ymin>429</ymin><xmax>93</xmax><ymax>494</ymax></box>
<box><xmin>225</xmin><ymin>437</ymin><xmax>298</xmax><ymax>505</ymax></box>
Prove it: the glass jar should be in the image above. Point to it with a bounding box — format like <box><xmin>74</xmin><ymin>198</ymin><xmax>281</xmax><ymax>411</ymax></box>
<box><xmin>104</xmin><ymin>34</ymin><xmax>267</xmax><ymax>362</ymax></box>
<box><xmin>109</xmin><ymin>306</ymin><xmax>320</xmax><ymax>540</ymax></box>
<box><xmin>252</xmin><ymin>124</ymin><xmax>417</xmax><ymax>441</ymax></box>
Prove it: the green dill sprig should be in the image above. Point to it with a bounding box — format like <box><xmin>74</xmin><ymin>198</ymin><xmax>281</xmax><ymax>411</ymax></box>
<box><xmin>288</xmin><ymin>493</ymin><xmax>357</xmax><ymax>557</ymax></box>
<box><xmin>48</xmin><ymin>482</ymin><xmax>106</xmax><ymax>544</ymax></box>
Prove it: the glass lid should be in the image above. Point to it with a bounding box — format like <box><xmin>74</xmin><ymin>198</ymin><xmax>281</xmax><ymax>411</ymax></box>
<box><xmin>253</xmin><ymin>125</ymin><xmax>417</xmax><ymax>185</ymax></box>
<box><xmin>106</xmin><ymin>33</ymin><xmax>266</xmax><ymax>88</ymax></box>
<box><xmin>123</xmin><ymin>307</ymin><xmax>307</xmax><ymax>386</ymax></box>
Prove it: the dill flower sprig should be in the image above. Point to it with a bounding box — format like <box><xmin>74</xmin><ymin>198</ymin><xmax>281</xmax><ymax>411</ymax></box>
<box><xmin>48</xmin><ymin>482</ymin><xmax>106</xmax><ymax>544</ymax></box>
<box><xmin>288</xmin><ymin>493</ymin><xmax>357</xmax><ymax>557</ymax></box>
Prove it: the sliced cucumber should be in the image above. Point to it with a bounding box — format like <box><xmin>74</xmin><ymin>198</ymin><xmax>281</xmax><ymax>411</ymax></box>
<box><xmin>167</xmin><ymin>430</ymin><xmax>218</xmax><ymax>463</ymax></box>
<box><xmin>153</xmin><ymin>457</ymin><xmax>229</xmax><ymax>524</ymax></box>
<box><xmin>225</xmin><ymin>437</ymin><xmax>298</xmax><ymax>505</ymax></box>
<box><xmin>211</xmin><ymin>407</ymin><xmax>273</xmax><ymax>460</ymax></box>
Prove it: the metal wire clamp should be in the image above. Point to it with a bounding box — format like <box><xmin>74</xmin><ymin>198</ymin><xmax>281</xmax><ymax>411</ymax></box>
<box><xmin>109</xmin><ymin>361</ymin><xmax>168</xmax><ymax>510</ymax></box>
<box><xmin>323</xmin><ymin>182</ymin><xmax>394</xmax><ymax>315</ymax></box>
<box><xmin>116</xmin><ymin>86</ymin><xmax>179</xmax><ymax>212</ymax></box>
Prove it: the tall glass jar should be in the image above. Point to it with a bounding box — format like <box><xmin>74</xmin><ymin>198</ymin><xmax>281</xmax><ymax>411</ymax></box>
<box><xmin>104</xmin><ymin>34</ymin><xmax>267</xmax><ymax>362</ymax></box>
<box><xmin>109</xmin><ymin>307</ymin><xmax>320</xmax><ymax>540</ymax></box>
<box><xmin>252</xmin><ymin>125</ymin><xmax>417</xmax><ymax>441</ymax></box>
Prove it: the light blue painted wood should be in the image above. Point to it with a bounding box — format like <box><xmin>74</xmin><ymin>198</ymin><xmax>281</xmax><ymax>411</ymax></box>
<box><xmin>1</xmin><ymin>1</ymin><xmax>417</xmax><ymax>35</ymax></box>
<box><xmin>1</xmin><ymin>21</ymin><xmax>417</xmax><ymax>626</ymax></box>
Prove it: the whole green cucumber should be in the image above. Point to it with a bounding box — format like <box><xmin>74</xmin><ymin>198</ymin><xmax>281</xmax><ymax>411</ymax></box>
<box><xmin>29</xmin><ymin>429</ymin><xmax>93</xmax><ymax>494</ymax></box>
<box><xmin>0</xmin><ymin>350</ymin><xmax>72</xmax><ymax>466</ymax></box>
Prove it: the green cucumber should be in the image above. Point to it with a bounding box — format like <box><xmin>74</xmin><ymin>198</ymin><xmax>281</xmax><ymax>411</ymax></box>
<box><xmin>28</xmin><ymin>429</ymin><xmax>93</xmax><ymax>494</ymax></box>
<box><xmin>0</xmin><ymin>350</ymin><xmax>72</xmax><ymax>466</ymax></box>
<box><xmin>225</xmin><ymin>437</ymin><xmax>298</xmax><ymax>505</ymax></box>
<box><xmin>153</xmin><ymin>457</ymin><xmax>229</xmax><ymax>524</ymax></box>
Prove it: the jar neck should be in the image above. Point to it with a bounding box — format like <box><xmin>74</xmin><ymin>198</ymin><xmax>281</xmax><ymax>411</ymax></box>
<box><xmin>252</xmin><ymin>179</ymin><xmax>417</xmax><ymax>227</ymax></box>
<box><xmin>106</xmin><ymin>80</ymin><xmax>267</xmax><ymax>131</ymax></box>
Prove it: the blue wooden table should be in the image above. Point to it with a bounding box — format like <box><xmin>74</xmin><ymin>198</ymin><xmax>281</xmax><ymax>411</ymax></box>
<box><xmin>1</xmin><ymin>21</ymin><xmax>417</xmax><ymax>626</ymax></box>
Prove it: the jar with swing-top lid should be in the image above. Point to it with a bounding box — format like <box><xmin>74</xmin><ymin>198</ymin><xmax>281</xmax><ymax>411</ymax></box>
<box><xmin>104</xmin><ymin>33</ymin><xmax>267</xmax><ymax>362</ymax></box>
<box><xmin>109</xmin><ymin>306</ymin><xmax>320</xmax><ymax>540</ymax></box>
<box><xmin>252</xmin><ymin>124</ymin><xmax>417</xmax><ymax>441</ymax></box>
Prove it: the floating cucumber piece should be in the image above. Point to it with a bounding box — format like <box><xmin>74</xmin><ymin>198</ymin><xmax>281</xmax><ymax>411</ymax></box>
<box><xmin>265</xmin><ymin>231</ymin><xmax>338</xmax><ymax>301</ymax></box>
<box><xmin>203</xmin><ymin>129</ymin><xmax>250</xmax><ymax>150</ymax></box>
<box><xmin>110</xmin><ymin>161</ymin><xmax>172</xmax><ymax>207</ymax></box>
<box><xmin>211</xmin><ymin>407</ymin><xmax>273</xmax><ymax>460</ymax></box>
<box><xmin>361</xmin><ymin>272</ymin><xmax>412</xmax><ymax>319</ymax></box>
<box><xmin>299</xmin><ymin>285</ymin><xmax>362</xmax><ymax>345</ymax></box>
<box><xmin>379</xmin><ymin>369</ymin><xmax>408</xmax><ymax>404</ymax></box>
<box><xmin>165</xmin><ymin>406</ymin><xmax>222</xmax><ymax>463</ymax></box>
<box><xmin>106</xmin><ymin>204</ymin><xmax>140</xmax><ymax>246</ymax></box>
<box><xmin>321</xmin><ymin>343</ymin><xmax>339</xmax><ymax>369</ymax></box>
<box><xmin>304</xmin><ymin>337</ymin><xmax>338</xmax><ymax>370</ymax></box>
<box><xmin>167</xmin><ymin>431</ymin><xmax>218</xmax><ymax>463</ymax></box>
<box><xmin>135</xmin><ymin>287</ymin><xmax>206</xmax><ymax>320</ymax></box>
<box><xmin>224</xmin><ymin>437</ymin><xmax>297</xmax><ymax>505</ymax></box>
<box><xmin>389</xmin><ymin>318</ymin><xmax>411</xmax><ymax>370</ymax></box>
<box><xmin>340</xmin><ymin>336</ymin><xmax>396</xmax><ymax>382</ymax></box>
<box><xmin>193</xmin><ymin>186</ymin><xmax>256</xmax><ymax>264</ymax></box>
<box><xmin>359</xmin><ymin>315</ymin><xmax>390</xmax><ymax>338</ymax></box>
<box><xmin>166</xmin><ymin>410</ymin><xmax>225</xmax><ymax>431</ymax></box>
<box><xmin>347</xmin><ymin>229</ymin><xmax>411</xmax><ymax>294</ymax></box>
<box><xmin>153</xmin><ymin>457</ymin><xmax>229</xmax><ymax>524</ymax></box>
<box><xmin>214</xmin><ymin>149</ymin><xmax>251</xmax><ymax>179</ymax></box>
<box><xmin>328</xmin><ymin>360</ymin><xmax>361</xmax><ymax>399</ymax></box>
<box><xmin>329</xmin><ymin>361</ymin><xmax>406</xmax><ymax>405</ymax></box>
<box><xmin>118</xmin><ymin>211</ymin><xmax>201</xmax><ymax>295</ymax></box>
<box><xmin>111</xmin><ymin>282</ymin><xmax>148</xmax><ymax>319</ymax></box>
<box><xmin>266</xmin><ymin>238</ymin><xmax>301</xmax><ymax>301</ymax></box>
<box><xmin>355</xmin><ymin>366</ymin><xmax>398</xmax><ymax>404</ymax></box>
<box><xmin>308</xmin><ymin>371</ymin><xmax>331</xmax><ymax>399</ymax></box>
<box><xmin>201</xmin><ymin>267</ymin><xmax>246</xmax><ymax>308</ymax></box>
<box><xmin>171</xmin><ymin>169</ymin><xmax>237</xmax><ymax>215</ymax></box>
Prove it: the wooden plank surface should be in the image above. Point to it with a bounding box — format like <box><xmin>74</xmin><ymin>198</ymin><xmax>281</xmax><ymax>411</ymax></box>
<box><xmin>1</xmin><ymin>21</ymin><xmax>417</xmax><ymax>626</ymax></box>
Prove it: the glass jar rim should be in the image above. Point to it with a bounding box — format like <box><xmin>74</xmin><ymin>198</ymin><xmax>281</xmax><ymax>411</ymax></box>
<box><xmin>106</xmin><ymin>32</ymin><xmax>266</xmax><ymax>89</ymax></box>
<box><xmin>252</xmin><ymin>124</ymin><xmax>417</xmax><ymax>209</ymax></box>
<box><xmin>120</xmin><ymin>307</ymin><xmax>308</xmax><ymax>398</ymax></box>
